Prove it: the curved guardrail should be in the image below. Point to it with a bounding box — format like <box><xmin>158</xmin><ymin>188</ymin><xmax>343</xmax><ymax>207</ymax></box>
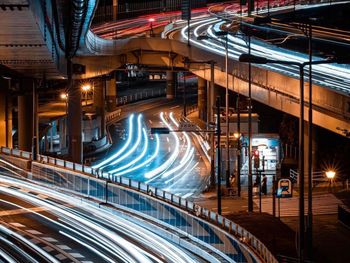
<box><xmin>0</xmin><ymin>146</ymin><xmax>278</xmax><ymax>263</ymax></box>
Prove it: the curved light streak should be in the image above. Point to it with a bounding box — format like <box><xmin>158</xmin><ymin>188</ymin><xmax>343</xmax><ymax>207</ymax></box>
<box><xmin>93</xmin><ymin>114</ymin><xmax>134</xmax><ymax>169</ymax></box>
<box><xmin>105</xmin><ymin>114</ymin><xmax>143</xmax><ymax>168</ymax></box>
<box><xmin>185</xmin><ymin>5</ymin><xmax>350</xmax><ymax>94</ymax></box>
<box><xmin>144</xmin><ymin>112</ymin><xmax>179</xmax><ymax>179</ymax></box>
<box><xmin>113</xmin><ymin>134</ymin><xmax>160</xmax><ymax>176</ymax></box>
<box><xmin>108</xmin><ymin>127</ymin><xmax>148</xmax><ymax>174</ymax></box>
<box><xmin>162</xmin><ymin>113</ymin><xmax>193</xmax><ymax>178</ymax></box>
<box><xmin>0</xmin><ymin>176</ymin><xmax>200</xmax><ymax>263</ymax></box>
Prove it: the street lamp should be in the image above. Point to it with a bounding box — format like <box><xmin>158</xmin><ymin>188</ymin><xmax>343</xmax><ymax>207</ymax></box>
<box><xmin>239</xmin><ymin>52</ymin><xmax>348</xmax><ymax>262</ymax></box>
<box><xmin>81</xmin><ymin>84</ymin><xmax>91</xmax><ymax>106</ymax></box>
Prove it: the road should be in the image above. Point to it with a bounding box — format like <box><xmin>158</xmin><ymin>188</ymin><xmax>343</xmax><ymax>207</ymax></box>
<box><xmin>92</xmin><ymin>98</ymin><xmax>210</xmax><ymax>199</ymax></box>
<box><xmin>178</xmin><ymin>1</ymin><xmax>350</xmax><ymax>95</ymax></box>
<box><xmin>0</xmin><ymin>166</ymin><xmax>207</xmax><ymax>263</ymax></box>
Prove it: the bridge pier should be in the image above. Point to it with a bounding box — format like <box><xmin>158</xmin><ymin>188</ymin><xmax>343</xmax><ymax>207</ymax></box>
<box><xmin>67</xmin><ymin>79</ymin><xmax>83</xmax><ymax>164</ymax></box>
<box><xmin>198</xmin><ymin>77</ymin><xmax>207</xmax><ymax>121</ymax></box>
<box><xmin>166</xmin><ymin>71</ymin><xmax>176</xmax><ymax>99</ymax></box>
<box><xmin>304</xmin><ymin>122</ymin><xmax>318</xmax><ymax>186</ymax></box>
<box><xmin>106</xmin><ymin>74</ymin><xmax>117</xmax><ymax>112</ymax></box>
<box><xmin>94</xmin><ymin>78</ymin><xmax>106</xmax><ymax>138</ymax></box>
<box><xmin>18</xmin><ymin>86</ymin><xmax>33</xmax><ymax>152</ymax></box>
<box><xmin>0</xmin><ymin>81</ymin><xmax>12</xmax><ymax>148</ymax></box>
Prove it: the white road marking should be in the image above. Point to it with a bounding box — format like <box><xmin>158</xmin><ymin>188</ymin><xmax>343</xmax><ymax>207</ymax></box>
<box><xmin>26</xmin><ymin>230</ymin><xmax>42</xmax><ymax>235</ymax></box>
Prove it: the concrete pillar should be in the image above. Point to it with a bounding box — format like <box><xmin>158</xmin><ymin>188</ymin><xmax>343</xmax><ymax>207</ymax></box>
<box><xmin>198</xmin><ymin>77</ymin><xmax>207</xmax><ymax>121</ymax></box>
<box><xmin>166</xmin><ymin>71</ymin><xmax>175</xmax><ymax>99</ymax></box>
<box><xmin>304</xmin><ymin>122</ymin><xmax>317</xmax><ymax>185</ymax></box>
<box><xmin>18</xmin><ymin>94</ymin><xmax>33</xmax><ymax>152</ymax></box>
<box><xmin>113</xmin><ymin>0</ymin><xmax>118</xmax><ymax>20</ymax></box>
<box><xmin>94</xmin><ymin>79</ymin><xmax>106</xmax><ymax>138</ymax></box>
<box><xmin>0</xmin><ymin>81</ymin><xmax>13</xmax><ymax>148</ymax></box>
<box><xmin>106</xmin><ymin>76</ymin><xmax>117</xmax><ymax>112</ymax></box>
<box><xmin>59</xmin><ymin>117</ymin><xmax>66</xmax><ymax>150</ymax></box>
<box><xmin>67</xmin><ymin>68</ymin><xmax>82</xmax><ymax>163</ymax></box>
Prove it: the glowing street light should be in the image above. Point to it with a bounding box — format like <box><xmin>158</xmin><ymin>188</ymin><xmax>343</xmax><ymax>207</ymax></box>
<box><xmin>60</xmin><ymin>93</ymin><xmax>68</xmax><ymax>100</ymax></box>
<box><xmin>325</xmin><ymin>170</ymin><xmax>336</xmax><ymax>180</ymax></box>
<box><xmin>81</xmin><ymin>84</ymin><xmax>92</xmax><ymax>106</ymax></box>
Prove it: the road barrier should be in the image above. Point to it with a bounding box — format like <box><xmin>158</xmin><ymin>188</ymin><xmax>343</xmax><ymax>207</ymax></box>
<box><xmin>0</xmin><ymin>146</ymin><xmax>278</xmax><ymax>263</ymax></box>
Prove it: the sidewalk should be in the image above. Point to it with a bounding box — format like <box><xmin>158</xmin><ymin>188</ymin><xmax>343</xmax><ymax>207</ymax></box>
<box><xmin>193</xmin><ymin>190</ymin><xmax>350</xmax><ymax>262</ymax></box>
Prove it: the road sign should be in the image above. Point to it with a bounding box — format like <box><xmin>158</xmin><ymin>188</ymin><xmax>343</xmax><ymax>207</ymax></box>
<box><xmin>179</xmin><ymin>121</ymin><xmax>197</xmax><ymax>131</ymax></box>
<box><xmin>277</xmin><ymin>178</ymin><xmax>292</xmax><ymax>198</ymax></box>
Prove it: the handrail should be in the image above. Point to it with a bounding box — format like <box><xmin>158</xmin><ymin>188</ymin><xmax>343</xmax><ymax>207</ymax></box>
<box><xmin>0</xmin><ymin>146</ymin><xmax>278</xmax><ymax>263</ymax></box>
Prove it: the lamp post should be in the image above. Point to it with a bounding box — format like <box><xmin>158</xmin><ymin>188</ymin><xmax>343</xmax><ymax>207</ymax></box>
<box><xmin>197</xmin><ymin>32</ymin><xmax>231</xmax><ymax>188</ymax></box>
<box><xmin>238</xmin><ymin>53</ymin><xmax>347</xmax><ymax>262</ymax></box>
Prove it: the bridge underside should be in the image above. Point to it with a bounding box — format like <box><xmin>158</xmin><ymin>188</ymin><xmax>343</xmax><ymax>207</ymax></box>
<box><xmin>74</xmin><ymin>37</ymin><xmax>350</xmax><ymax>137</ymax></box>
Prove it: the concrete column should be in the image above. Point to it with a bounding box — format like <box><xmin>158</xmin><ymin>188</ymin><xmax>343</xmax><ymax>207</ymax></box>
<box><xmin>0</xmin><ymin>81</ymin><xmax>13</xmax><ymax>148</ymax></box>
<box><xmin>59</xmin><ymin>117</ymin><xmax>66</xmax><ymax>150</ymax></box>
<box><xmin>198</xmin><ymin>77</ymin><xmax>207</xmax><ymax>121</ymax></box>
<box><xmin>113</xmin><ymin>0</ymin><xmax>118</xmax><ymax>20</ymax></box>
<box><xmin>67</xmin><ymin>62</ymin><xmax>82</xmax><ymax>163</ymax></box>
<box><xmin>18</xmin><ymin>93</ymin><xmax>33</xmax><ymax>152</ymax></box>
<box><xmin>166</xmin><ymin>71</ymin><xmax>175</xmax><ymax>99</ymax></box>
<box><xmin>94</xmin><ymin>79</ymin><xmax>106</xmax><ymax>138</ymax></box>
<box><xmin>106</xmin><ymin>76</ymin><xmax>117</xmax><ymax>112</ymax></box>
<box><xmin>304</xmin><ymin>122</ymin><xmax>317</xmax><ymax>185</ymax></box>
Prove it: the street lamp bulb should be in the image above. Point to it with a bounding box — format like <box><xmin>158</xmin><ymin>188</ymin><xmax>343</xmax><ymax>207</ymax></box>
<box><xmin>233</xmin><ymin>132</ymin><xmax>240</xmax><ymax>139</ymax></box>
<box><xmin>149</xmin><ymin>18</ymin><xmax>155</xmax><ymax>22</ymax></box>
<box><xmin>325</xmin><ymin>170</ymin><xmax>336</xmax><ymax>179</ymax></box>
<box><xmin>60</xmin><ymin>93</ymin><xmax>68</xmax><ymax>100</ymax></box>
<box><xmin>81</xmin><ymin>84</ymin><xmax>91</xmax><ymax>92</ymax></box>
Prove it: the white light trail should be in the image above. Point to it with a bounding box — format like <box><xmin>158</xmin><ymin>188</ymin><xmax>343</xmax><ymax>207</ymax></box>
<box><xmin>144</xmin><ymin>112</ymin><xmax>179</xmax><ymax>179</ymax></box>
<box><xmin>108</xmin><ymin>127</ymin><xmax>148</xmax><ymax>174</ymax></box>
<box><xmin>93</xmin><ymin>114</ymin><xmax>134</xmax><ymax>169</ymax></box>
<box><xmin>161</xmin><ymin>113</ymin><xmax>194</xmax><ymax>179</ymax></box>
<box><xmin>106</xmin><ymin>114</ymin><xmax>143</xmax><ymax>168</ymax></box>
<box><xmin>113</xmin><ymin>134</ymin><xmax>160</xmax><ymax>176</ymax></box>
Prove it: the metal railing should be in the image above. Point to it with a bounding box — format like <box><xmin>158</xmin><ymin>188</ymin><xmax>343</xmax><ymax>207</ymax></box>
<box><xmin>0</xmin><ymin>146</ymin><xmax>278</xmax><ymax>263</ymax></box>
<box><xmin>116</xmin><ymin>88</ymin><xmax>166</xmax><ymax>106</ymax></box>
<box><xmin>338</xmin><ymin>204</ymin><xmax>350</xmax><ymax>229</ymax></box>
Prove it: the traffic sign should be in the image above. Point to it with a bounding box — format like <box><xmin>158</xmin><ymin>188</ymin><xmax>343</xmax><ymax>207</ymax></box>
<box><xmin>179</xmin><ymin>121</ymin><xmax>197</xmax><ymax>131</ymax></box>
<box><xmin>276</xmin><ymin>179</ymin><xmax>292</xmax><ymax>198</ymax></box>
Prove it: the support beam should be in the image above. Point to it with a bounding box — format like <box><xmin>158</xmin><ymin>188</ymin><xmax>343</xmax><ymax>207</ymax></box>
<box><xmin>0</xmin><ymin>81</ymin><xmax>13</xmax><ymax>148</ymax></box>
<box><xmin>166</xmin><ymin>71</ymin><xmax>175</xmax><ymax>99</ymax></box>
<box><xmin>18</xmin><ymin>90</ymin><xmax>33</xmax><ymax>152</ymax></box>
<box><xmin>67</xmin><ymin>61</ymin><xmax>82</xmax><ymax>164</ymax></box>
<box><xmin>106</xmin><ymin>75</ymin><xmax>117</xmax><ymax>112</ymax></box>
<box><xmin>113</xmin><ymin>0</ymin><xmax>118</xmax><ymax>21</ymax></box>
<box><xmin>198</xmin><ymin>77</ymin><xmax>207</xmax><ymax>121</ymax></box>
<box><xmin>94</xmin><ymin>78</ymin><xmax>106</xmax><ymax>138</ymax></box>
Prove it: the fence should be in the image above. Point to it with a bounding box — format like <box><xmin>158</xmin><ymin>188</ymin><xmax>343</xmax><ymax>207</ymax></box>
<box><xmin>0</xmin><ymin>146</ymin><xmax>278</xmax><ymax>263</ymax></box>
<box><xmin>116</xmin><ymin>88</ymin><xmax>166</xmax><ymax>107</ymax></box>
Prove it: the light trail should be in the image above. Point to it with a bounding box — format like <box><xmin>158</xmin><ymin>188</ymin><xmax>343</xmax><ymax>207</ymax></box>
<box><xmin>113</xmin><ymin>134</ymin><xmax>160</xmax><ymax>177</ymax></box>
<box><xmin>144</xmin><ymin>112</ymin><xmax>180</xmax><ymax>180</ymax></box>
<box><xmin>105</xmin><ymin>114</ymin><xmax>143</xmax><ymax>168</ymax></box>
<box><xmin>182</xmin><ymin>2</ymin><xmax>350</xmax><ymax>95</ymax></box>
<box><xmin>0</xmin><ymin>175</ymin><xmax>200</xmax><ymax>263</ymax></box>
<box><xmin>161</xmin><ymin>113</ymin><xmax>193</xmax><ymax>178</ymax></box>
<box><xmin>93</xmin><ymin>114</ymin><xmax>134</xmax><ymax>169</ymax></box>
<box><xmin>0</xmin><ymin>225</ymin><xmax>60</xmax><ymax>263</ymax></box>
<box><xmin>108</xmin><ymin>127</ymin><xmax>148</xmax><ymax>174</ymax></box>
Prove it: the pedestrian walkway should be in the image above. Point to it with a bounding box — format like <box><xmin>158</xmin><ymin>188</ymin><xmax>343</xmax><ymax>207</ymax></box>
<box><xmin>254</xmin><ymin>193</ymin><xmax>344</xmax><ymax>217</ymax></box>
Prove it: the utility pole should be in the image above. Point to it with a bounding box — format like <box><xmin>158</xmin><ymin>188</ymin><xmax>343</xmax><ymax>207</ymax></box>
<box><xmin>216</xmin><ymin>96</ymin><xmax>222</xmax><ymax>215</ymax></box>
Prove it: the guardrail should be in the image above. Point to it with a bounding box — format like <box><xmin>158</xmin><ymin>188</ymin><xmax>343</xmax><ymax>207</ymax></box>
<box><xmin>0</xmin><ymin>146</ymin><xmax>278</xmax><ymax>263</ymax></box>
